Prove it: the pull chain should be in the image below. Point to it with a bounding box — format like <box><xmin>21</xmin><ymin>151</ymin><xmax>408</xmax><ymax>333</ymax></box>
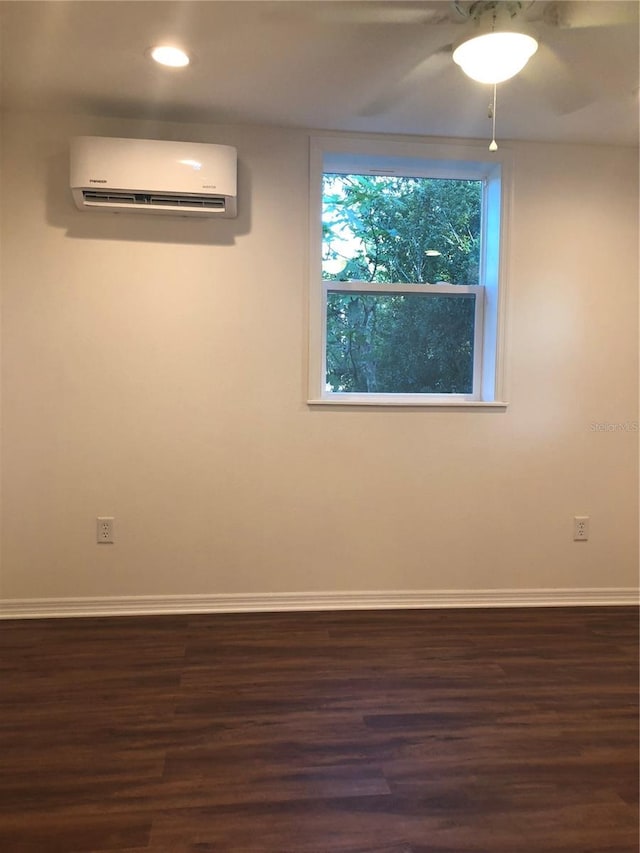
<box><xmin>489</xmin><ymin>83</ymin><xmax>498</xmax><ymax>151</ymax></box>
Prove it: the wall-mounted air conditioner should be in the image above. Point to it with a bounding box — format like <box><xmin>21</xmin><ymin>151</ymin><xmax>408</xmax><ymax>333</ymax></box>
<box><xmin>70</xmin><ymin>136</ymin><xmax>237</xmax><ymax>218</ymax></box>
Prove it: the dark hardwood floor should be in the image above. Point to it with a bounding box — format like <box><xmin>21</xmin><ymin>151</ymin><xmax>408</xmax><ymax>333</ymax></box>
<box><xmin>0</xmin><ymin>606</ymin><xmax>637</xmax><ymax>853</ymax></box>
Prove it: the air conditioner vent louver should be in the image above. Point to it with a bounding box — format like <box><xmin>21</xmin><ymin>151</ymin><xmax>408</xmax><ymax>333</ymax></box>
<box><xmin>150</xmin><ymin>194</ymin><xmax>225</xmax><ymax>209</ymax></box>
<box><xmin>82</xmin><ymin>190</ymin><xmax>226</xmax><ymax>211</ymax></box>
<box><xmin>83</xmin><ymin>191</ymin><xmax>137</xmax><ymax>204</ymax></box>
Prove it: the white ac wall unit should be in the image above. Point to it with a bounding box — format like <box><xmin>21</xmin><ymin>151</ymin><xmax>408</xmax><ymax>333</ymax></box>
<box><xmin>70</xmin><ymin>136</ymin><xmax>237</xmax><ymax>218</ymax></box>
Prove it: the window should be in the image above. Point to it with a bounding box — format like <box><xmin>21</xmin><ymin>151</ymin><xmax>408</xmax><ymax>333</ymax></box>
<box><xmin>308</xmin><ymin>136</ymin><xmax>509</xmax><ymax>407</ymax></box>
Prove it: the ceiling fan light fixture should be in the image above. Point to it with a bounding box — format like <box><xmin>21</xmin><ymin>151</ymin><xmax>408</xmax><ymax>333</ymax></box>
<box><xmin>453</xmin><ymin>30</ymin><xmax>538</xmax><ymax>84</ymax></box>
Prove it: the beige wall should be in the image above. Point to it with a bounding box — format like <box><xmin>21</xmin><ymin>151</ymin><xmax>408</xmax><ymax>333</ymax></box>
<box><xmin>0</xmin><ymin>111</ymin><xmax>637</xmax><ymax>600</ymax></box>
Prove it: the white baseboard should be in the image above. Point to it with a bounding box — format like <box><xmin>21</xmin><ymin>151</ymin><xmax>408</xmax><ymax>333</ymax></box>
<box><xmin>0</xmin><ymin>588</ymin><xmax>637</xmax><ymax>619</ymax></box>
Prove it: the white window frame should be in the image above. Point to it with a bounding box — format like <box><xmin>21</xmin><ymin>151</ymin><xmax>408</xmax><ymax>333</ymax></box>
<box><xmin>308</xmin><ymin>134</ymin><xmax>511</xmax><ymax>408</ymax></box>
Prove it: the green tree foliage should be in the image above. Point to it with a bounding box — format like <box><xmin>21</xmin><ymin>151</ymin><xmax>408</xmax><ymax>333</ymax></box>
<box><xmin>322</xmin><ymin>174</ymin><xmax>482</xmax><ymax>394</ymax></box>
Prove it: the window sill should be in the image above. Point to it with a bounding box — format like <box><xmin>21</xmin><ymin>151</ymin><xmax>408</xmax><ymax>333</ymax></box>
<box><xmin>308</xmin><ymin>397</ymin><xmax>509</xmax><ymax>409</ymax></box>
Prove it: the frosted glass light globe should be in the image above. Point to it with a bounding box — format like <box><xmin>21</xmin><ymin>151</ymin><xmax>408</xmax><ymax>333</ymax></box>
<box><xmin>453</xmin><ymin>32</ymin><xmax>538</xmax><ymax>84</ymax></box>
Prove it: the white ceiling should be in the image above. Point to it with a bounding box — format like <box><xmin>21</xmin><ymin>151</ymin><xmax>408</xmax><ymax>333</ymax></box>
<box><xmin>1</xmin><ymin>0</ymin><xmax>638</xmax><ymax>145</ymax></box>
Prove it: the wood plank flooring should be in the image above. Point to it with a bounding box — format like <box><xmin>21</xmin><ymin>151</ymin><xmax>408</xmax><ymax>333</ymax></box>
<box><xmin>0</xmin><ymin>606</ymin><xmax>637</xmax><ymax>852</ymax></box>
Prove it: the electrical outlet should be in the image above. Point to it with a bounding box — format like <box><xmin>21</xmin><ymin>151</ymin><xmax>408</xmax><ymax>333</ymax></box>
<box><xmin>97</xmin><ymin>517</ymin><xmax>114</xmax><ymax>544</ymax></box>
<box><xmin>573</xmin><ymin>516</ymin><xmax>589</xmax><ymax>541</ymax></box>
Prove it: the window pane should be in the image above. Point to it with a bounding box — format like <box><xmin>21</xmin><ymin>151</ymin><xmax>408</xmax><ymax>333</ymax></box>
<box><xmin>326</xmin><ymin>292</ymin><xmax>476</xmax><ymax>394</ymax></box>
<box><xmin>322</xmin><ymin>174</ymin><xmax>482</xmax><ymax>285</ymax></box>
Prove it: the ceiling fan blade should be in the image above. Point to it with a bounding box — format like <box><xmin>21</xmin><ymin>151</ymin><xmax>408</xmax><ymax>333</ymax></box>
<box><xmin>307</xmin><ymin>1</ymin><xmax>457</xmax><ymax>26</ymax></box>
<box><xmin>520</xmin><ymin>42</ymin><xmax>595</xmax><ymax>114</ymax></box>
<box><xmin>355</xmin><ymin>15</ymin><xmax>462</xmax><ymax>118</ymax></box>
<box><xmin>360</xmin><ymin>48</ymin><xmax>452</xmax><ymax>116</ymax></box>
<box><xmin>543</xmin><ymin>0</ymin><xmax>640</xmax><ymax>29</ymax></box>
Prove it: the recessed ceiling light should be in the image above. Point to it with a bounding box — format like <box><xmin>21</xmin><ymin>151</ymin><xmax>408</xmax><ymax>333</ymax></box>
<box><xmin>150</xmin><ymin>45</ymin><xmax>190</xmax><ymax>68</ymax></box>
